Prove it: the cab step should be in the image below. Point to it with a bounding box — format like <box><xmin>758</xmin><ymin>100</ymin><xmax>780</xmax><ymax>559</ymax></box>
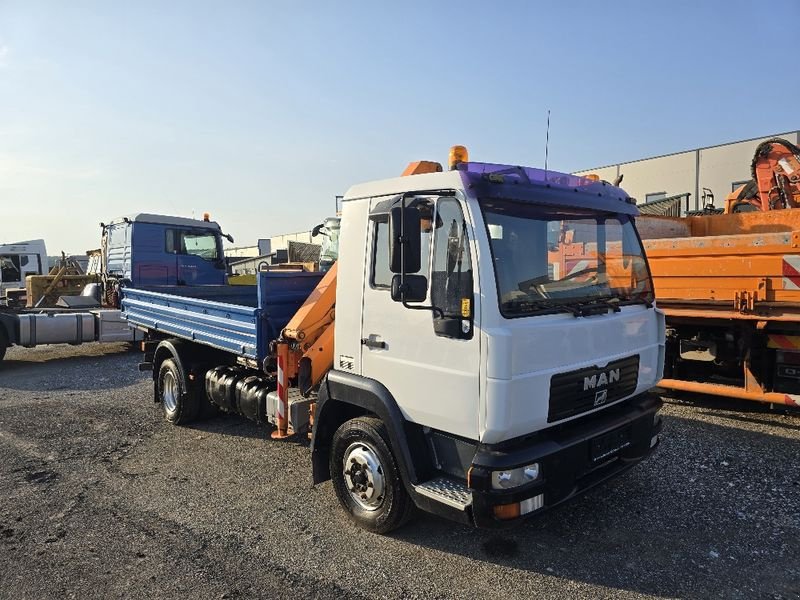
<box><xmin>414</xmin><ymin>477</ymin><xmax>472</xmax><ymax>510</ymax></box>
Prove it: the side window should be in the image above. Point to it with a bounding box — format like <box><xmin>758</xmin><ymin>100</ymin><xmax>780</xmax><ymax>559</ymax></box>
<box><xmin>183</xmin><ymin>231</ymin><xmax>219</xmax><ymax>260</ymax></box>
<box><xmin>107</xmin><ymin>223</ymin><xmax>127</xmax><ymax>249</ymax></box>
<box><xmin>644</xmin><ymin>192</ymin><xmax>666</xmax><ymax>204</ymax></box>
<box><xmin>371</xmin><ymin>220</ymin><xmax>392</xmax><ymax>288</ymax></box>
<box><xmin>370</xmin><ymin>199</ymin><xmax>433</xmax><ymax>289</ymax></box>
<box><xmin>431</xmin><ymin>198</ymin><xmax>473</xmax><ymax>317</ymax></box>
<box><xmin>165</xmin><ymin>229</ymin><xmax>176</xmax><ymax>253</ymax></box>
<box><xmin>165</xmin><ymin>229</ymin><xmax>219</xmax><ymax>260</ymax></box>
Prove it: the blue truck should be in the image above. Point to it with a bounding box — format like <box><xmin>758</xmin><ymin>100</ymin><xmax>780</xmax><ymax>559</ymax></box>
<box><xmin>123</xmin><ymin>148</ymin><xmax>665</xmax><ymax>534</ymax></box>
<box><xmin>0</xmin><ymin>213</ymin><xmax>231</xmax><ymax>362</ymax></box>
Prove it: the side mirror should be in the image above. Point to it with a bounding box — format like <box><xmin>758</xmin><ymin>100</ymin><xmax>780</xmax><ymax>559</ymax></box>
<box><xmin>389</xmin><ymin>206</ymin><xmax>421</xmax><ymax>274</ymax></box>
<box><xmin>391</xmin><ymin>274</ymin><xmax>428</xmax><ymax>303</ymax></box>
<box><xmin>224</xmin><ymin>233</ymin><xmax>234</xmax><ymax>244</ymax></box>
<box><xmin>312</xmin><ymin>223</ymin><xmax>327</xmax><ymax>238</ymax></box>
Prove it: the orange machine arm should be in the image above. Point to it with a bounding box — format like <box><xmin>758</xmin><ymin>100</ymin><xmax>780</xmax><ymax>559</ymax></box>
<box><xmin>281</xmin><ymin>262</ymin><xmax>337</xmax><ymax>396</ymax></box>
<box><xmin>752</xmin><ymin>138</ymin><xmax>800</xmax><ymax>211</ymax></box>
<box><xmin>402</xmin><ymin>160</ymin><xmax>443</xmax><ymax>176</ymax></box>
<box><xmin>728</xmin><ymin>138</ymin><xmax>800</xmax><ymax>213</ymax></box>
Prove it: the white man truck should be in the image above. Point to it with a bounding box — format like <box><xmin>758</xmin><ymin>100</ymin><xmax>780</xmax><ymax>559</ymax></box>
<box><xmin>124</xmin><ymin>148</ymin><xmax>665</xmax><ymax>532</ymax></box>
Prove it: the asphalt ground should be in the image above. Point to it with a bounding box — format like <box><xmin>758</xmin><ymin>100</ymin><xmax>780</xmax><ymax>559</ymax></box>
<box><xmin>0</xmin><ymin>343</ymin><xmax>798</xmax><ymax>599</ymax></box>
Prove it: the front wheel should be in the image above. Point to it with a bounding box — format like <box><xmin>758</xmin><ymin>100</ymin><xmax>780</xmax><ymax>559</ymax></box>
<box><xmin>330</xmin><ymin>417</ymin><xmax>414</xmax><ymax>533</ymax></box>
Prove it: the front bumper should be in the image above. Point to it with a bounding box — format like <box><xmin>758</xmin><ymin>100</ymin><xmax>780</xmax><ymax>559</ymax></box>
<box><xmin>468</xmin><ymin>391</ymin><xmax>662</xmax><ymax>528</ymax></box>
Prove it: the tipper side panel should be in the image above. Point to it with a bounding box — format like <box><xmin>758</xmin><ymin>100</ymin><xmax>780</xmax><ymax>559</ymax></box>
<box><xmin>122</xmin><ymin>271</ymin><xmax>323</xmax><ymax>360</ymax></box>
<box><xmin>639</xmin><ymin>212</ymin><xmax>800</xmax><ymax>309</ymax></box>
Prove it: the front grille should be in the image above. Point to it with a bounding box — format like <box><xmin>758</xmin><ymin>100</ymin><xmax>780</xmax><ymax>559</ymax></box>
<box><xmin>548</xmin><ymin>355</ymin><xmax>639</xmax><ymax>422</ymax></box>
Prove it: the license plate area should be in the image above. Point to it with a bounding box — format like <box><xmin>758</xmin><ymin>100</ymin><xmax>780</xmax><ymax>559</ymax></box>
<box><xmin>590</xmin><ymin>426</ymin><xmax>632</xmax><ymax>463</ymax></box>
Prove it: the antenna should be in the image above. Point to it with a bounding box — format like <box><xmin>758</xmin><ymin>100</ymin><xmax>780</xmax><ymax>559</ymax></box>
<box><xmin>544</xmin><ymin>109</ymin><xmax>551</xmax><ymax>178</ymax></box>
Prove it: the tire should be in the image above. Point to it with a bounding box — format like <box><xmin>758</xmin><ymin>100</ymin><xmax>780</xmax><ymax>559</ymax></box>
<box><xmin>330</xmin><ymin>417</ymin><xmax>414</xmax><ymax>534</ymax></box>
<box><xmin>157</xmin><ymin>358</ymin><xmax>199</xmax><ymax>425</ymax></box>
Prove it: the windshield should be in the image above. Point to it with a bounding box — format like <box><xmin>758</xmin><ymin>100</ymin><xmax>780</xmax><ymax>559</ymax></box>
<box><xmin>0</xmin><ymin>255</ymin><xmax>21</xmax><ymax>284</ymax></box>
<box><xmin>481</xmin><ymin>199</ymin><xmax>654</xmax><ymax>317</ymax></box>
<box><xmin>319</xmin><ymin>217</ymin><xmax>341</xmax><ymax>268</ymax></box>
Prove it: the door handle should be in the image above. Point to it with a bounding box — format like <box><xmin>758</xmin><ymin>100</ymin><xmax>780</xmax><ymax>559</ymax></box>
<box><xmin>361</xmin><ymin>336</ymin><xmax>387</xmax><ymax>350</ymax></box>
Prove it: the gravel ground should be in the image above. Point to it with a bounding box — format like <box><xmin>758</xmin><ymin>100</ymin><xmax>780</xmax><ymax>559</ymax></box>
<box><xmin>0</xmin><ymin>343</ymin><xmax>798</xmax><ymax>599</ymax></box>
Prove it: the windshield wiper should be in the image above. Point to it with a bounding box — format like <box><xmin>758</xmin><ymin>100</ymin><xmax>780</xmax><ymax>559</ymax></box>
<box><xmin>502</xmin><ymin>298</ymin><xmax>582</xmax><ymax>317</ymax></box>
<box><xmin>573</xmin><ymin>296</ymin><xmax>622</xmax><ymax>314</ymax></box>
<box><xmin>505</xmin><ymin>296</ymin><xmax>628</xmax><ymax>318</ymax></box>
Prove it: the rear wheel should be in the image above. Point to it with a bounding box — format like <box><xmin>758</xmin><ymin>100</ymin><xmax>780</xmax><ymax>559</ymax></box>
<box><xmin>157</xmin><ymin>358</ymin><xmax>199</xmax><ymax>424</ymax></box>
<box><xmin>330</xmin><ymin>417</ymin><xmax>414</xmax><ymax>533</ymax></box>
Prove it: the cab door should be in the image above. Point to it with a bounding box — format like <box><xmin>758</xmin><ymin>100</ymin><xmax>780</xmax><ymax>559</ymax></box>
<box><xmin>359</xmin><ymin>194</ymin><xmax>481</xmax><ymax>440</ymax></box>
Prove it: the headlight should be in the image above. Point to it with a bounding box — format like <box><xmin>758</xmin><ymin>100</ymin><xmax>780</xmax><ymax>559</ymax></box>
<box><xmin>491</xmin><ymin>463</ymin><xmax>540</xmax><ymax>490</ymax></box>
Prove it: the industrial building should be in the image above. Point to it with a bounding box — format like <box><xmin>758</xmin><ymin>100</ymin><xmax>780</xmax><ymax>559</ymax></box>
<box><xmin>574</xmin><ymin>130</ymin><xmax>800</xmax><ymax>214</ymax></box>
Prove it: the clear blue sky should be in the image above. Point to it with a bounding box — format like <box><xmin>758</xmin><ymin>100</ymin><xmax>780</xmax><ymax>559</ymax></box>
<box><xmin>1</xmin><ymin>0</ymin><xmax>797</xmax><ymax>252</ymax></box>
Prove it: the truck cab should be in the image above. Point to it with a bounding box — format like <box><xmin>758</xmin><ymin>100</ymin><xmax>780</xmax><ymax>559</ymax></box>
<box><xmin>103</xmin><ymin>213</ymin><xmax>228</xmax><ymax>287</ymax></box>
<box><xmin>314</xmin><ymin>157</ymin><xmax>665</xmax><ymax>528</ymax></box>
<box><xmin>0</xmin><ymin>239</ymin><xmax>48</xmax><ymax>295</ymax></box>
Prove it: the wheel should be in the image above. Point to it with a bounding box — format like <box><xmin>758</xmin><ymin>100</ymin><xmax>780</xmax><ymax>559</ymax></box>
<box><xmin>157</xmin><ymin>358</ymin><xmax>199</xmax><ymax>424</ymax></box>
<box><xmin>330</xmin><ymin>417</ymin><xmax>414</xmax><ymax>533</ymax></box>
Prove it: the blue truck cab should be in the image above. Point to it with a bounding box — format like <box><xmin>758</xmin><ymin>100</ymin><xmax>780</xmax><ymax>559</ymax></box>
<box><xmin>103</xmin><ymin>214</ymin><xmax>229</xmax><ymax>287</ymax></box>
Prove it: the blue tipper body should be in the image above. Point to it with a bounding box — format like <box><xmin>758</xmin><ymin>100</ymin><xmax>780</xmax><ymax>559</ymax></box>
<box><xmin>121</xmin><ymin>271</ymin><xmax>324</xmax><ymax>361</ymax></box>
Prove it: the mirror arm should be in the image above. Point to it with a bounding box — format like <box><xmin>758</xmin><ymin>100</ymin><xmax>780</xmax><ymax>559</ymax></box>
<box><xmin>401</xmin><ymin>301</ymin><xmax>444</xmax><ymax>319</ymax></box>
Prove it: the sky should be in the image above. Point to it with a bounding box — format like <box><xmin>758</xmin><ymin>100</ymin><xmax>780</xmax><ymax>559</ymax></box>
<box><xmin>1</xmin><ymin>0</ymin><xmax>798</xmax><ymax>253</ymax></box>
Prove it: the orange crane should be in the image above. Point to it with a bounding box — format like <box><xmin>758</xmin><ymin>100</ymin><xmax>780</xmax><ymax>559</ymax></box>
<box><xmin>725</xmin><ymin>138</ymin><xmax>800</xmax><ymax>213</ymax></box>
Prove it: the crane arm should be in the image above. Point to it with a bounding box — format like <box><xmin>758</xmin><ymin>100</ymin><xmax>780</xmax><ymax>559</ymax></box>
<box><xmin>751</xmin><ymin>138</ymin><xmax>800</xmax><ymax>210</ymax></box>
<box><xmin>727</xmin><ymin>138</ymin><xmax>800</xmax><ymax>213</ymax></box>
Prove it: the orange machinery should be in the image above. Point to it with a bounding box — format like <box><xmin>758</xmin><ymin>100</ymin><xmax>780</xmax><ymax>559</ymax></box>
<box><xmin>639</xmin><ymin>210</ymin><xmax>800</xmax><ymax>407</ymax></box>
<box><xmin>725</xmin><ymin>138</ymin><xmax>800</xmax><ymax>213</ymax></box>
<box><xmin>637</xmin><ymin>138</ymin><xmax>800</xmax><ymax>407</ymax></box>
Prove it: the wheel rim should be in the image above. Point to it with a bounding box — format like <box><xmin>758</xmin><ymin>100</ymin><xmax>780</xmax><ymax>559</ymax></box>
<box><xmin>342</xmin><ymin>442</ymin><xmax>386</xmax><ymax>511</ymax></box>
<box><xmin>162</xmin><ymin>370</ymin><xmax>178</xmax><ymax>412</ymax></box>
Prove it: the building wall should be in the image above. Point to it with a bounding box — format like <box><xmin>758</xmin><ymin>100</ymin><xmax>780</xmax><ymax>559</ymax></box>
<box><xmin>575</xmin><ymin>131</ymin><xmax>800</xmax><ymax>213</ymax></box>
<box><xmin>224</xmin><ymin>239</ymin><xmax>270</xmax><ymax>259</ymax></box>
<box><xmin>698</xmin><ymin>132</ymin><xmax>800</xmax><ymax>207</ymax></box>
<box><xmin>269</xmin><ymin>231</ymin><xmax>312</xmax><ymax>251</ymax></box>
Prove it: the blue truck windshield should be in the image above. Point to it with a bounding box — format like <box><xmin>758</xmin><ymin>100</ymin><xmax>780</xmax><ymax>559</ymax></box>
<box><xmin>481</xmin><ymin>199</ymin><xmax>654</xmax><ymax>317</ymax></box>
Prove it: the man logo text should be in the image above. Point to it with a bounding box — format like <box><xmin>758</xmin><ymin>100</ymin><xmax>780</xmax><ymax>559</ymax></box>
<box><xmin>583</xmin><ymin>368</ymin><xmax>620</xmax><ymax>391</ymax></box>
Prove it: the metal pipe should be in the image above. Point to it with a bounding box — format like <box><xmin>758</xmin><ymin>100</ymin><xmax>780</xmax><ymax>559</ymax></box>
<box><xmin>658</xmin><ymin>378</ymin><xmax>800</xmax><ymax>407</ymax></box>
